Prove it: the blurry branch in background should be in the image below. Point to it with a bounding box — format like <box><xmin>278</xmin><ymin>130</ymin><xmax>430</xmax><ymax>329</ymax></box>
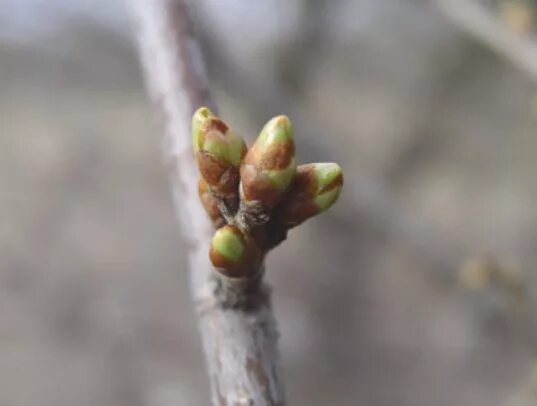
<box><xmin>129</xmin><ymin>1</ymin><xmax>285</xmax><ymax>404</ymax></box>
<box><xmin>433</xmin><ymin>0</ymin><xmax>537</xmax><ymax>353</ymax></box>
<box><xmin>435</xmin><ymin>0</ymin><xmax>537</xmax><ymax>82</ymax></box>
<box><xmin>459</xmin><ymin>257</ymin><xmax>528</xmax><ymax>307</ymax></box>
<box><xmin>459</xmin><ymin>257</ymin><xmax>537</xmax><ymax>352</ymax></box>
<box><xmin>504</xmin><ymin>360</ymin><xmax>537</xmax><ymax>406</ymax></box>
<box><xmin>276</xmin><ymin>0</ymin><xmax>329</xmax><ymax>94</ymax></box>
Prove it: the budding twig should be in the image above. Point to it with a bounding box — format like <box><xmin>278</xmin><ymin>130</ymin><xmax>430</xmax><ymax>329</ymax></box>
<box><xmin>193</xmin><ymin>107</ymin><xmax>344</xmax><ymax>282</ymax></box>
<box><xmin>129</xmin><ymin>1</ymin><xmax>292</xmax><ymax>404</ymax></box>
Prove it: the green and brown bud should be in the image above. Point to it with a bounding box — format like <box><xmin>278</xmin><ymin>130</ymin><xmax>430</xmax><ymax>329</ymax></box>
<box><xmin>275</xmin><ymin>163</ymin><xmax>343</xmax><ymax>228</ymax></box>
<box><xmin>198</xmin><ymin>178</ymin><xmax>225</xmax><ymax>228</ymax></box>
<box><xmin>209</xmin><ymin>225</ymin><xmax>261</xmax><ymax>278</ymax></box>
<box><xmin>240</xmin><ymin>115</ymin><xmax>296</xmax><ymax>208</ymax></box>
<box><xmin>194</xmin><ymin>113</ymin><xmax>247</xmax><ymax>196</ymax></box>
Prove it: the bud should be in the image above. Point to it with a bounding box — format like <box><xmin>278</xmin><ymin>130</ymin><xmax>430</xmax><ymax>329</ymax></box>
<box><xmin>240</xmin><ymin>115</ymin><xmax>296</xmax><ymax>208</ymax></box>
<box><xmin>192</xmin><ymin>107</ymin><xmax>214</xmax><ymax>151</ymax></box>
<box><xmin>198</xmin><ymin>178</ymin><xmax>225</xmax><ymax>228</ymax></box>
<box><xmin>194</xmin><ymin>116</ymin><xmax>247</xmax><ymax>196</ymax></box>
<box><xmin>275</xmin><ymin>163</ymin><xmax>343</xmax><ymax>228</ymax></box>
<box><xmin>209</xmin><ymin>225</ymin><xmax>261</xmax><ymax>278</ymax></box>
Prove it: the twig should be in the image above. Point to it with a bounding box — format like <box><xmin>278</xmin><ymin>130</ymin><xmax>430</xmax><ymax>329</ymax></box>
<box><xmin>128</xmin><ymin>1</ymin><xmax>285</xmax><ymax>404</ymax></box>
<box><xmin>435</xmin><ymin>0</ymin><xmax>537</xmax><ymax>82</ymax></box>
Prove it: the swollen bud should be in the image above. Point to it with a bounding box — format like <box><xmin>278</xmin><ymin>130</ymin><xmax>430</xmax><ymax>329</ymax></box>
<box><xmin>198</xmin><ymin>178</ymin><xmax>225</xmax><ymax>228</ymax></box>
<box><xmin>194</xmin><ymin>116</ymin><xmax>247</xmax><ymax>196</ymax></box>
<box><xmin>275</xmin><ymin>163</ymin><xmax>343</xmax><ymax>228</ymax></box>
<box><xmin>209</xmin><ymin>225</ymin><xmax>261</xmax><ymax>278</ymax></box>
<box><xmin>240</xmin><ymin>115</ymin><xmax>296</xmax><ymax>208</ymax></box>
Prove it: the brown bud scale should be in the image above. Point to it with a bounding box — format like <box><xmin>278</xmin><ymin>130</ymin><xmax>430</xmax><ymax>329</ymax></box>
<box><xmin>197</xmin><ymin>151</ymin><xmax>228</xmax><ymax>185</ymax></box>
<box><xmin>203</xmin><ymin>117</ymin><xmax>229</xmax><ymax>134</ymax></box>
<box><xmin>244</xmin><ymin>141</ymin><xmax>295</xmax><ymax>170</ymax></box>
<box><xmin>240</xmin><ymin>165</ymin><xmax>282</xmax><ymax>208</ymax></box>
<box><xmin>198</xmin><ymin>179</ymin><xmax>225</xmax><ymax>228</ymax></box>
<box><xmin>197</xmin><ymin>152</ymin><xmax>240</xmax><ymax>196</ymax></box>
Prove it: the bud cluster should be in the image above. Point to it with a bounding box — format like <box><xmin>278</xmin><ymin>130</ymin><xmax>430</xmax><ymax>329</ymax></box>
<box><xmin>192</xmin><ymin>107</ymin><xmax>343</xmax><ymax>278</ymax></box>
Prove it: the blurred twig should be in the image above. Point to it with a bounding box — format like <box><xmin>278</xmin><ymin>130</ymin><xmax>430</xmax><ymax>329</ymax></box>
<box><xmin>129</xmin><ymin>1</ymin><xmax>285</xmax><ymax>404</ymax></box>
<box><xmin>435</xmin><ymin>0</ymin><xmax>537</xmax><ymax>81</ymax></box>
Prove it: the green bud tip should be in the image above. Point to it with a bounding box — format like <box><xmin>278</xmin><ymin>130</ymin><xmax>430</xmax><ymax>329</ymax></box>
<box><xmin>202</xmin><ymin>123</ymin><xmax>245</xmax><ymax>167</ymax></box>
<box><xmin>266</xmin><ymin>159</ymin><xmax>297</xmax><ymax>191</ymax></box>
<box><xmin>312</xmin><ymin>163</ymin><xmax>343</xmax><ymax>211</ymax></box>
<box><xmin>314</xmin><ymin>163</ymin><xmax>342</xmax><ymax>191</ymax></box>
<box><xmin>211</xmin><ymin>226</ymin><xmax>245</xmax><ymax>263</ymax></box>
<box><xmin>192</xmin><ymin>107</ymin><xmax>214</xmax><ymax>152</ymax></box>
<box><xmin>257</xmin><ymin>115</ymin><xmax>293</xmax><ymax>147</ymax></box>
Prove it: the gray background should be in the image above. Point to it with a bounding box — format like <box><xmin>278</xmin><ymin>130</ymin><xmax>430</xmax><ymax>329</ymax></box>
<box><xmin>1</xmin><ymin>0</ymin><xmax>537</xmax><ymax>404</ymax></box>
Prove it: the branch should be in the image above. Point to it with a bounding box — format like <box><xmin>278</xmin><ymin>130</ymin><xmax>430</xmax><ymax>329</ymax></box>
<box><xmin>128</xmin><ymin>1</ymin><xmax>285</xmax><ymax>404</ymax></box>
<box><xmin>435</xmin><ymin>0</ymin><xmax>537</xmax><ymax>82</ymax></box>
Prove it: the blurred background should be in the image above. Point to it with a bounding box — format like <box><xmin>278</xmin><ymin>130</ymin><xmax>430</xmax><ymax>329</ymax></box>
<box><xmin>2</xmin><ymin>0</ymin><xmax>537</xmax><ymax>404</ymax></box>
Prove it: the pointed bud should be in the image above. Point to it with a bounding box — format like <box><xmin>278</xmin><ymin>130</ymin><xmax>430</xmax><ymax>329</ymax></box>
<box><xmin>192</xmin><ymin>107</ymin><xmax>214</xmax><ymax>152</ymax></box>
<box><xmin>209</xmin><ymin>225</ymin><xmax>261</xmax><ymax>278</ymax></box>
<box><xmin>198</xmin><ymin>178</ymin><xmax>225</xmax><ymax>228</ymax></box>
<box><xmin>195</xmin><ymin>116</ymin><xmax>247</xmax><ymax>196</ymax></box>
<box><xmin>275</xmin><ymin>163</ymin><xmax>343</xmax><ymax>228</ymax></box>
<box><xmin>240</xmin><ymin>115</ymin><xmax>296</xmax><ymax>208</ymax></box>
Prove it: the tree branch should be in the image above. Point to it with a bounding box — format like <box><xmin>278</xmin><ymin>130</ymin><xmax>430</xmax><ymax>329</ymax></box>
<box><xmin>128</xmin><ymin>1</ymin><xmax>285</xmax><ymax>404</ymax></box>
<box><xmin>435</xmin><ymin>0</ymin><xmax>537</xmax><ymax>82</ymax></box>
